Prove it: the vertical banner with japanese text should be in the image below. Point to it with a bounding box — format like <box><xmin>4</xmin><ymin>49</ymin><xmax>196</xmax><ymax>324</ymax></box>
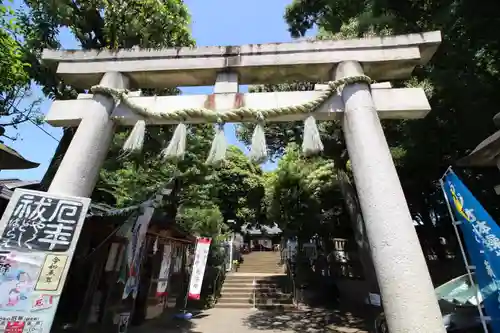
<box><xmin>0</xmin><ymin>189</ymin><xmax>90</xmax><ymax>333</ymax></box>
<box><xmin>121</xmin><ymin>206</ymin><xmax>154</xmax><ymax>300</ymax></box>
<box><xmin>442</xmin><ymin>170</ymin><xmax>500</xmax><ymax>332</ymax></box>
<box><xmin>187</xmin><ymin>238</ymin><xmax>211</xmax><ymax>300</ymax></box>
<box><xmin>155</xmin><ymin>243</ymin><xmax>172</xmax><ymax>297</ymax></box>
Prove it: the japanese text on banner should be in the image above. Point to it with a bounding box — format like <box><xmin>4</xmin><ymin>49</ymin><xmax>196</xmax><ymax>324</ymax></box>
<box><xmin>443</xmin><ymin>170</ymin><xmax>500</xmax><ymax>333</ymax></box>
<box><xmin>187</xmin><ymin>238</ymin><xmax>211</xmax><ymax>300</ymax></box>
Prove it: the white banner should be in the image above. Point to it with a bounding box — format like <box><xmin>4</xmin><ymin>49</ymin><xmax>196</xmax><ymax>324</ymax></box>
<box><xmin>187</xmin><ymin>237</ymin><xmax>211</xmax><ymax>300</ymax></box>
<box><xmin>155</xmin><ymin>243</ymin><xmax>172</xmax><ymax>297</ymax></box>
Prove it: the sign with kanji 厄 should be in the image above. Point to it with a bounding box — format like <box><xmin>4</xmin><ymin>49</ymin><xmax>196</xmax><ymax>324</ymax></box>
<box><xmin>0</xmin><ymin>192</ymin><xmax>86</xmax><ymax>251</ymax></box>
<box><xmin>0</xmin><ymin>189</ymin><xmax>90</xmax><ymax>333</ymax></box>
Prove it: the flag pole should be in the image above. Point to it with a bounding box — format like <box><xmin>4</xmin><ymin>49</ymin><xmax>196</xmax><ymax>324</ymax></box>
<box><xmin>439</xmin><ymin>176</ymin><xmax>489</xmax><ymax>333</ymax></box>
<box><xmin>439</xmin><ymin>165</ymin><xmax>454</xmax><ymax>181</ymax></box>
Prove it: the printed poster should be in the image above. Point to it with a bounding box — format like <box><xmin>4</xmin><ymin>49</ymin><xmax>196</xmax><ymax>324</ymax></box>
<box><xmin>156</xmin><ymin>243</ymin><xmax>172</xmax><ymax>297</ymax></box>
<box><xmin>0</xmin><ymin>251</ymin><xmax>43</xmax><ymax>311</ymax></box>
<box><xmin>0</xmin><ymin>189</ymin><xmax>90</xmax><ymax>333</ymax></box>
<box><xmin>187</xmin><ymin>238</ymin><xmax>211</xmax><ymax>300</ymax></box>
<box><xmin>0</xmin><ymin>250</ymin><xmax>59</xmax><ymax>333</ymax></box>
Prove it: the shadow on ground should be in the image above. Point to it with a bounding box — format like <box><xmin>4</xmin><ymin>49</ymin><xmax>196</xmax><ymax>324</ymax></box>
<box><xmin>243</xmin><ymin>304</ymin><xmax>375</xmax><ymax>333</ymax></box>
<box><xmin>128</xmin><ymin>312</ymin><xmax>209</xmax><ymax>333</ymax></box>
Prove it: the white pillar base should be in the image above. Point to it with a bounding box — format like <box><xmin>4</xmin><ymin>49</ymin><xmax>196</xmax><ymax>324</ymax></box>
<box><xmin>336</xmin><ymin>61</ymin><xmax>445</xmax><ymax>333</ymax></box>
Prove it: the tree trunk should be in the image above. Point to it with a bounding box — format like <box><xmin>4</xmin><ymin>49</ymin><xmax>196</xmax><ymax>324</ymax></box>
<box><xmin>337</xmin><ymin>168</ymin><xmax>380</xmax><ymax>296</ymax></box>
<box><xmin>39</xmin><ymin>127</ymin><xmax>76</xmax><ymax>191</ymax></box>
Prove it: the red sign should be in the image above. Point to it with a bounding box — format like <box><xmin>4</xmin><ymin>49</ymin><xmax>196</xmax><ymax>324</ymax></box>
<box><xmin>5</xmin><ymin>321</ymin><xmax>25</xmax><ymax>333</ymax></box>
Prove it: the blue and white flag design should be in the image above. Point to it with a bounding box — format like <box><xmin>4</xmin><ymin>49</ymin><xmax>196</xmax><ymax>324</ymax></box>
<box><xmin>443</xmin><ymin>169</ymin><xmax>500</xmax><ymax>332</ymax></box>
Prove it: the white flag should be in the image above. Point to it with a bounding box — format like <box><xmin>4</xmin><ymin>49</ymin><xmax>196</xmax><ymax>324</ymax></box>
<box><xmin>156</xmin><ymin>243</ymin><xmax>172</xmax><ymax>297</ymax></box>
<box><xmin>187</xmin><ymin>237</ymin><xmax>212</xmax><ymax>300</ymax></box>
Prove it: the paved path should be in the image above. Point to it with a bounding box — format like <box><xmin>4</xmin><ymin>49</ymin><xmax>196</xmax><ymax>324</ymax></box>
<box><xmin>136</xmin><ymin>307</ymin><xmax>370</xmax><ymax>333</ymax></box>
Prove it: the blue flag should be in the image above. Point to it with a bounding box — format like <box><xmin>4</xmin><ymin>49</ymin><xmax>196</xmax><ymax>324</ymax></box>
<box><xmin>442</xmin><ymin>169</ymin><xmax>500</xmax><ymax>332</ymax></box>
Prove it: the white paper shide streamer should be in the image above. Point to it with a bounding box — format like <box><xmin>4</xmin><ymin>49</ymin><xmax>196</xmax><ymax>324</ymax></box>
<box><xmin>206</xmin><ymin>122</ymin><xmax>227</xmax><ymax>165</ymax></box>
<box><xmin>161</xmin><ymin>123</ymin><xmax>187</xmax><ymax>161</ymax></box>
<box><xmin>302</xmin><ymin>115</ymin><xmax>324</xmax><ymax>156</ymax></box>
<box><xmin>123</xmin><ymin>119</ymin><xmax>146</xmax><ymax>153</ymax></box>
<box><xmin>249</xmin><ymin>114</ymin><xmax>268</xmax><ymax>164</ymax></box>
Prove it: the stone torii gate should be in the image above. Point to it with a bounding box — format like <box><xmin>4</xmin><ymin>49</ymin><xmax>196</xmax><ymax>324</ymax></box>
<box><xmin>43</xmin><ymin>32</ymin><xmax>444</xmax><ymax>332</ymax></box>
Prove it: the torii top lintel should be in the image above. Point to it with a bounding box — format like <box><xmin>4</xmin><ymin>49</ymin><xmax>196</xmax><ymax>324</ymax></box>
<box><xmin>42</xmin><ymin>31</ymin><xmax>441</xmax><ymax>90</ymax></box>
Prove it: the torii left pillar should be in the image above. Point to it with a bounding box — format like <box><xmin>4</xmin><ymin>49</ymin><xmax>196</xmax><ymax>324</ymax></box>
<box><xmin>48</xmin><ymin>72</ymin><xmax>129</xmax><ymax>197</ymax></box>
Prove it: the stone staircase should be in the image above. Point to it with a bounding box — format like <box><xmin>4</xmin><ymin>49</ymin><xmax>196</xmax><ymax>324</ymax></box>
<box><xmin>237</xmin><ymin>251</ymin><xmax>285</xmax><ymax>274</ymax></box>
<box><xmin>216</xmin><ymin>251</ymin><xmax>294</xmax><ymax>309</ymax></box>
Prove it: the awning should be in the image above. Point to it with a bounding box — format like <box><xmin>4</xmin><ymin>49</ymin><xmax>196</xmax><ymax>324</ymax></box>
<box><xmin>0</xmin><ymin>143</ymin><xmax>39</xmax><ymax>170</ymax></box>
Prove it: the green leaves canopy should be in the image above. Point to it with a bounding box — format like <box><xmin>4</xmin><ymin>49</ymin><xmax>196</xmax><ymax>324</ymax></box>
<box><xmin>0</xmin><ymin>4</ymin><xmax>28</xmax><ymax>93</ymax></box>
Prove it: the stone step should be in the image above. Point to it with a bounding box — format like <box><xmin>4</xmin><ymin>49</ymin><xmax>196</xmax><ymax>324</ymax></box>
<box><xmin>238</xmin><ymin>265</ymin><xmax>283</xmax><ymax>266</ymax></box>
<box><xmin>238</xmin><ymin>267</ymin><xmax>282</xmax><ymax>270</ymax></box>
<box><xmin>240</xmin><ymin>264</ymin><xmax>281</xmax><ymax>266</ymax></box>
<box><xmin>240</xmin><ymin>261</ymin><xmax>280</xmax><ymax>263</ymax></box>
<box><xmin>214</xmin><ymin>303</ymin><xmax>296</xmax><ymax>310</ymax></box>
<box><xmin>236</xmin><ymin>270</ymin><xmax>284</xmax><ymax>273</ymax></box>
<box><xmin>238</xmin><ymin>266</ymin><xmax>282</xmax><ymax>268</ymax></box>
<box><xmin>224</xmin><ymin>278</ymin><xmax>285</xmax><ymax>283</ymax></box>
<box><xmin>237</xmin><ymin>266</ymin><xmax>282</xmax><ymax>268</ymax></box>
<box><xmin>221</xmin><ymin>293</ymin><xmax>293</xmax><ymax>300</ymax></box>
<box><xmin>224</xmin><ymin>282</ymin><xmax>280</xmax><ymax>288</ymax></box>
<box><xmin>226</xmin><ymin>278</ymin><xmax>285</xmax><ymax>281</ymax></box>
<box><xmin>221</xmin><ymin>289</ymin><xmax>292</xmax><ymax>295</ymax></box>
<box><xmin>239</xmin><ymin>264</ymin><xmax>281</xmax><ymax>266</ymax></box>
<box><xmin>214</xmin><ymin>303</ymin><xmax>254</xmax><ymax>309</ymax></box>
<box><xmin>222</xmin><ymin>286</ymin><xmax>282</xmax><ymax>292</ymax></box>
<box><xmin>238</xmin><ymin>270</ymin><xmax>284</xmax><ymax>272</ymax></box>
<box><xmin>225</xmin><ymin>276</ymin><xmax>284</xmax><ymax>281</ymax></box>
<box><xmin>217</xmin><ymin>297</ymin><xmax>293</xmax><ymax>305</ymax></box>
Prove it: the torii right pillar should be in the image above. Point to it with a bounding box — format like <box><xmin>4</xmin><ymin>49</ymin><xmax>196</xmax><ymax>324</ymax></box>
<box><xmin>336</xmin><ymin>61</ymin><xmax>445</xmax><ymax>332</ymax></box>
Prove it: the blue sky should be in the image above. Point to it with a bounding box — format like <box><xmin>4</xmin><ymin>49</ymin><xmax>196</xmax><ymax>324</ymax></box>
<box><xmin>1</xmin><ymin>0</ymin><xmax>316</xmax><ymax>181</ymax></box>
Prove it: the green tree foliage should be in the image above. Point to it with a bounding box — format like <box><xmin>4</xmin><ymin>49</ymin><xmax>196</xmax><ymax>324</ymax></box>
<box><xmin>176</xmin><ymin>204</ymin><xmax>227</xmax><ymax>238</ymax></box>
<box><xmin>0</xmin><ymin>2</ymin><xmax>43</xmax><ymax>141</ymax></box>
<box><xmin>19</xmin><ymin>0</ymin><xmax>194</xmax><ymax>98</ymax></box>
<box><xmin>0</xmin><ymin>4</ymin><xmax>28</xmax><ymax>92</ymax></box>
<box><xmin>238</xmin><ymin>82</ymin><xmax>316</xmax><ymax>160</ymax></box>
<box><xmin>211</xmin><ymin>146</ymin><xmax>265</xmax><ymax>227</ymax></box>
<box><xmin>17</xmin><ymin>0</ymin><xmax>264</xmax><ymax>243</ymax></box>
<box><xmin>15</xmin><ymin>0</ymin><xmax>195</xmax><ymax>188</ymax></box>
<box><xmin>265</xmin><ymin>144</ymin><xmax>348</xmax><ymax>243</ymax></box>
<box><xmin>97</xmin><ymin>124</ymin><xmax>214</xmax><ymax>207</ymax></box>
<box><xmin>271</xmin><ymin>0</ymin><xmax>500</xmax><ymax>259</ymax></box>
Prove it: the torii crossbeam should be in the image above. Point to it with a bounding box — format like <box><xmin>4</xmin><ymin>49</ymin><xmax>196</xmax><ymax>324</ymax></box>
<box><xmin>42</xmin><ymin>31</ymin><xmax>445</xmax><ymax>333</ymax></box>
